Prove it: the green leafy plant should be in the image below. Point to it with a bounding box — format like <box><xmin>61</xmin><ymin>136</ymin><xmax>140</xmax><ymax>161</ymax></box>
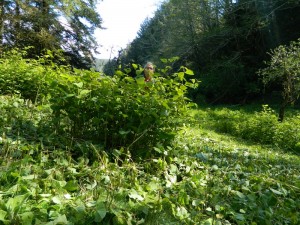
<box><xmin>195</xmin><ymin>105</ymin><xmax>300</xmax><ymax>152</ymax></box>
<box><xmin>0</xmin><ymin>50</ymin><xmax>299</xmax><ymax>225</ymax></box>
<box><xmin>0</xmin><ymin>48</ymin><xmax>61</xmax><ymax>103</ymax></box>
<box><xmin>258</xmin><ymin>38</ymin><xmax>300</xmax><ymax>122</ymax></box>
<box><xmin>0</xmin><ymin>96</ymin><xmax>299</xmax><ymax>224</ymax></box>
<box><xmin>49</xmin><ymin>64</ymin><xmax>198</xmax><ymax>158</ymax></box>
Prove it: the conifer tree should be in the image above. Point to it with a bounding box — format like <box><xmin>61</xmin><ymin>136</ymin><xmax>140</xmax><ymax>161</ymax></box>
<box><xmin>0</xmin><ymin>0</ymin><xmax>103</xmax><ymax>68</ymax></box>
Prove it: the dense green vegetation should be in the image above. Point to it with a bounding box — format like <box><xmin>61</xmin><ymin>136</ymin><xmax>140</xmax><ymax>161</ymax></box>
<box><xmin>0</xmin><ymin>50</ymin><xmax>299</xmax><ymax>224</ymax></box>
<box><xmin>258</xmin><ymin>39</ymin><xmax>300</xmax><ymax>122</ymax></box>
<box><xmin>0</xmin><ymin>0</ymin><xmax>102</xmax><ymax>69</ymax></box>
<box><xmin>113</xmin><ymin>0</ymin><xmax>300</xmax><ymax>104</ymax></box>
<box><xmin>1</xmin><ymin>1</ymin><xmax>300</xmax><ymax>224</ymax></box>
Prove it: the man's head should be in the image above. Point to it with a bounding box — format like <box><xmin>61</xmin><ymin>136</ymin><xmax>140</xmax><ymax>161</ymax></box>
<box><xmin>144</xmin><ymin>62</ymin><xmax>154</xmax><ymax>80</ymax></box>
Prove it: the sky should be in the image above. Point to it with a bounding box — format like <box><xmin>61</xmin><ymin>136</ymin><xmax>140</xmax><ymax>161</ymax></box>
<box><xmin>95</xmin><ymin>0</ymin><xmax>164</xmax><ymax>59</ymax></box>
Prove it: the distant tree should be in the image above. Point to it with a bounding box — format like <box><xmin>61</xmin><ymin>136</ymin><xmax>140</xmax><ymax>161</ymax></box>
<box><xmin>0</xmin><ymin>0</ymin><xmax>103</xmax><ymax>69</ymax></box>
<box><xmin>259</xmin><ymin>39</ymin><xmax>300</xmax><ymax>122</ymax></box>
<box><xmin>0</xmin><ymin>0</ymin><xmax>4</xmax><ymax>49</ymax></box>
<box><xmin>121</xmin><ymin>0</ymin><xmax>300</xmax><ymax>104</ymax></box>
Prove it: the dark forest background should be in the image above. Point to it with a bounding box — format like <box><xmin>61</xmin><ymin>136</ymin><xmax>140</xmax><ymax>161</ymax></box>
<box><xmin>104</xmin><ymin>0</ymin><xmax>300</xmax><ymax>105</ymax></box>
<box><xmin>1</xmin><ymin>0</ymin><xmax>300</xmax><ymax>105</ymax></box>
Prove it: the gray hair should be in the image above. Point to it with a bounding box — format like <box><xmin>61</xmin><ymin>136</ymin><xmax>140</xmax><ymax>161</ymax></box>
<box><xmin>144</xmin><ymin>62</ymin><xmax>153</xmax><ymax>68</ymax></box>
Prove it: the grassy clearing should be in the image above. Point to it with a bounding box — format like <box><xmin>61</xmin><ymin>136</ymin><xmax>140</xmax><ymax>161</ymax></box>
<box><xmin>0</xmin><ymin>98</ymin><xmax>299</xmax><ymax>224</ymax></box>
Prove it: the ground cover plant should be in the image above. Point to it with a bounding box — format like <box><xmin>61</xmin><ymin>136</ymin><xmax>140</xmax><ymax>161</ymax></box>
<box><xmin>0</xmin><ymin>50</ymin><xmax>299</xmax><ymax>224</ymax></box>
<box><xmin>194</xmin><ymin>105</ymin><xmax>300</xmax><ymax>153</ymax></box>
<box><xmin>0</xmin><ymin>49</ymin><xmax>197</xmax><ymax>158</ymax></box>
<box><xmin>0</xmin><ymin>96</ymin><xmax>299</xmax><ymax>225</ymax></box>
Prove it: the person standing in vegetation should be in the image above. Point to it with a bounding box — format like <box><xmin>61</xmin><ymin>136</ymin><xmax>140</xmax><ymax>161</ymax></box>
<box><xmin>143</xmin><ymin>62</ymin><xmax>155</xmax><ymax>82</ymax></box>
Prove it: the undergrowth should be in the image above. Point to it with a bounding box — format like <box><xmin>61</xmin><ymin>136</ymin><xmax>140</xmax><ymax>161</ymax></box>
<box><xmin>0</xmin><ymin>49</ymin><xmax>299</xmax><ymax>224</ymax></box>
<box><xmin>0</xmin><ymin>95</ymin><xmax>299</xmax><ymax>224</ymax></box>
<box><xmin>193</xmin><ymin>105</ymin><xmax>300</xmax><ymax>153</ymax></box>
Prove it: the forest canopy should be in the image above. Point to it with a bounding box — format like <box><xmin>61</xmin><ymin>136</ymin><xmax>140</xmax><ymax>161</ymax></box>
<box><xmin>1</xmin><ymin>0</ymin><xmax>300</xmax><ymax>104</ymax></box>
<box><xmin>0</xmin><ymin>0</ymin><xmax>103</xmax><ymax>69</ymax></box>
<box><xmin>110</xmin><ymin>0</ymin><xmax>300</xmax><ymax>104</ymax></box>
<box><xmin>0</xmin><ymin>1</ymin><xmax>300</xmax><ymax>224</ymax></box>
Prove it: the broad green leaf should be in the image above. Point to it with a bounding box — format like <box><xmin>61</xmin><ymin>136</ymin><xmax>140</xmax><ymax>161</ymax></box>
<box><xmin>235</xmin><ymin>213</ymin><xmax>245</xmax><ymax>221</ymax></box>
<box><xmin>78</xmin><ymin>89</ymin><xmax>91</xmax><ymax>98</ymax></box>
<box><xmin>165</xmin><ymin>173</ymin><xmax>177</xmax><ymax>185</ymax></box>
<box><xmin>178</xmin><ymin>72</ymin><xmax>185</xmax><ymax>81</ymax></box>
<box><xmin>10</xmin><ymin>172</ymin><xmax>20</xmax><ymax>177</ymax></box>
<box><xmin>235</xmin><ymin>191</ymin><xmax>245</xmax><ymax>199</ymax></box>
<box><xmin>64</xmin><ymin>194</ymin><xmax>71</xmax><ymax>199</ymax></box>
<box><xmin>46</xmin><ymin>214</ymin><xmax>68</xmax><ymax>225</ymax></box>
<box><xmin>161</xmin><ymin>101</ymin><xmax>170</xmax><ymax>109</ymax></box>
<box><xmin>136</xmin><ymin>69</ymin><xmax>144</xmax><ymax>76</ymax></box>
<box><xmin>6</xmin><ymin>194</ymin><xmax>29</xmax><ymax>212</ymax></box>
<box><xmin>128</xmin><ymin>189</ymin><xmax>144</xmax><ymax>201</ymax></box>
<box><xmin>270</xmin><ymin>188</ymin><xmax>283</xmax><ymax>195</ymax></box>
<box><xmin>58</xmin><ymin>180</ymin><xmax>67</xmax><ymax>187</ymax></box>
<box><xmin>0</xmin><ymin>209</ymin><xmax>7</xmax><ymax>221</ymax></box>
<box><xmin>74</xmin><ymin>82</ymin><xmax>83</xmax><ymax>88</ymax></box>
<box><xmin>201</xmin><ymin>218</ymin><xmax>213</xmax><ymax>225</ymax></box>
<box><xmin>211</xmin><ymin>165</ymin><xmax>219</xmax><ymax>171</ymax></box>
<box><xmin>94</xmin><ymin>201</ymin><xmax>106</xmax><ymax>222</ymax></box>
<box><xmin>52</xmin><ymin>196</ymin><xmax>61</xmax><ymax>204</ymax></box>
<box><xmin>146</xmin><ymin>180</ymin><xmax>160</xmax><ymax>192</ymax></box>
<box><xmin>13</xmin><ymin>102</ymin><xmax>19</xmax><ymax>107</ymax></box>
<box><xmin>136</xmin><ymin>76</ymin><xmax>145</xmax><ymax>85</ymax></box>
<box><xmin>39</xmin><ymin>194</ymin><xmax>52</xmax><ymax>198</ymax></box>
<box><xmin>64</xmin><ymin>180</ymin><xmax>78</xmax><ymax>192</ymax></box>
<box><xmin>119</xmin><ymin>130</ymin><xmax>130</xmax><ymax>135</ymax></box>
<box><xmin>86</xmin><ymin>180</ymin><xmax>97</xmax><ymax>190</ymax></box>
<box><xmin>178</xmin><ymin>191</ymin><xmax>190</xmax><ymax>205</ymax></box>
<box><xmin>20</xmin><ymin>212</ymin><xmax>34</xmax><ymax>225</ymax></box>
<box><xmin>206</xmin><ymin>207</ymin><xmax>212</xmax><ymax>212</ymax></box>
<box><xmin>153</xmin><ymin>147</ymin><xmax>163</xmax><ymax>153</ymax></box>
<box><xmin>160</xmin><ymin>58</ymin><xmax>168</xmax><ymax>63</ymax></box>
<box><xmin>169</xmin><ymin>164</ymin><xmax>178</xmax><ymax>174</ymax></box>
<box><xmin>169</xmin><ymin>56</ymin><xmax>180</xmax><ymax>62</ymax></box>
<box><xmin>176</xmin><ymin>206</ymin><xmax>189</xmax><ymax>219</ymax></box>
<box><xmin>195</xmin><ymin>153</ymin><xmax>208</xmax><ymax>161</ymax></box>
<box><xmin>101</xmin><ymin>175</ymin><xmax>110</xmax><ymax>184</ymax></box>
<box><xmin>192</xmin><ymin>199</ymin><xmax>202</xmax><ymax>207</ymax></box>
<box><xmin>74</xmin><ymin>199</ymin><xmax>86</xmax><ymax>213</ymax></box>
<box><xmin>67</xmin><ymin>167</ymin><xmax>78</xmax><ymax>174</ymax></box>
<box><xmin>185</xmin><ymin>68</ymin><xmax>194</xmax><ymax>75</ymax></box>
<box><xmin>132</xmin><ymin>63</ymin><xmax>138</xmax><ymax>70</ymax></box>
<box><xmin>66</xmin><ymin>94</ymin><xmax>75</xmax><ymax>98</ymax></box>
<box><xmin>239</xmin><ymin>209</ymin><xmax>246</xmax><ymax>214</ymax></box>
<box><xmin>115</xmin><ymin>70</ymin><xmax>124</xmax><ymax>76</ymax></box>
<box><xmin>22</xmin><ymin>174</ymin><xmax>36</xmax><ymax>180</ymax></box>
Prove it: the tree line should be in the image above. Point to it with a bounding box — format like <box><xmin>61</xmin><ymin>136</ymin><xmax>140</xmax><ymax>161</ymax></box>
<box><xmin>108</xmin><ymin>0</ymin><xmax>300</xmax><ymax>104</ymax></box>
<box><xmin>1</xmin><ymin>0</ymin><xmax>299</xmax><ymax>106</ymax></box>
<box><xmin>0</xmin><ymin>0</ymin><xmax>102</xmax><ymax>69</ymax></box>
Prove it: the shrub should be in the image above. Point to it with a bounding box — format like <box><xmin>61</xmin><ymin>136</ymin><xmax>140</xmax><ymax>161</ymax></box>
<box><xmin>258</xmin><ymin>38</ymin><xmax>300</xmax><ymax>122</ymax></box>
<box><xmin>49</xmin><ymin>66</ymin><xmax>197</xmax><ymax>158</ymax></box>
<box><xmin>241</xmin><ymin>105</ymin><xmax>278</xmax><ymax>144</ymax></box>
<box><xmin>274</xmin><ymin>115</ymin><xmax>300</xmax><ymax>151</ymax></box>
<box><xmin>205</xmin><ymin>105</ymin><xmax>300</xmax><ymax>152</ymax></box>
<box><xmin>0</xmin><ymin>49</ymin><xmax>198</xmax><ymax>158</ymax></box>
<box><xmin>0</xmin><ymin>48</ymin><xmax>58</xmax><ymax>103</ymax></box>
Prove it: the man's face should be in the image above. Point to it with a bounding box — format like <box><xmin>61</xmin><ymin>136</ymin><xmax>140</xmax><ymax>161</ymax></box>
<box><xmin>144</xmin><ymin>65</ymin><xmax>154</xmax><ymax>77</ymax></box>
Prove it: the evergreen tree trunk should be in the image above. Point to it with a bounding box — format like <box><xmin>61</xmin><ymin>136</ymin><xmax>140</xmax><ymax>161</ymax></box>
<box><xmin>0</xmin><ymin>0</ymin><xmax>4</xmax><ymax>48</ymax></box>
<box><xmin>278</xmin><ymin>101</ymin><xmax>286</xmax><ymax>122</ymax></box>
<box><xmin>258</xmin><ymin>0</ymin><xmax>281</xmax><ymax>48</ymax></box>
<box><xmin>270</xmin><ymin>3</ymin><xmax>281</xmax><ymax>47</ymax></box>
<box><xmin>15</xmin><ymin>1</ymin><xmax>20</xmax><ymax>31</ymax></box>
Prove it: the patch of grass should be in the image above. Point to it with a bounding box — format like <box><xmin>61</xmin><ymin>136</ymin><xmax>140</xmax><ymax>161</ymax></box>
<box><xmin>192</xmin><ymin>105</ymin><xmax>300</xmax><ymax>153</ymax></box>
<box><xmin>1</xmin><ymin>98</ymin><xmax>299</xmax><ymax>224</ymax></box>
